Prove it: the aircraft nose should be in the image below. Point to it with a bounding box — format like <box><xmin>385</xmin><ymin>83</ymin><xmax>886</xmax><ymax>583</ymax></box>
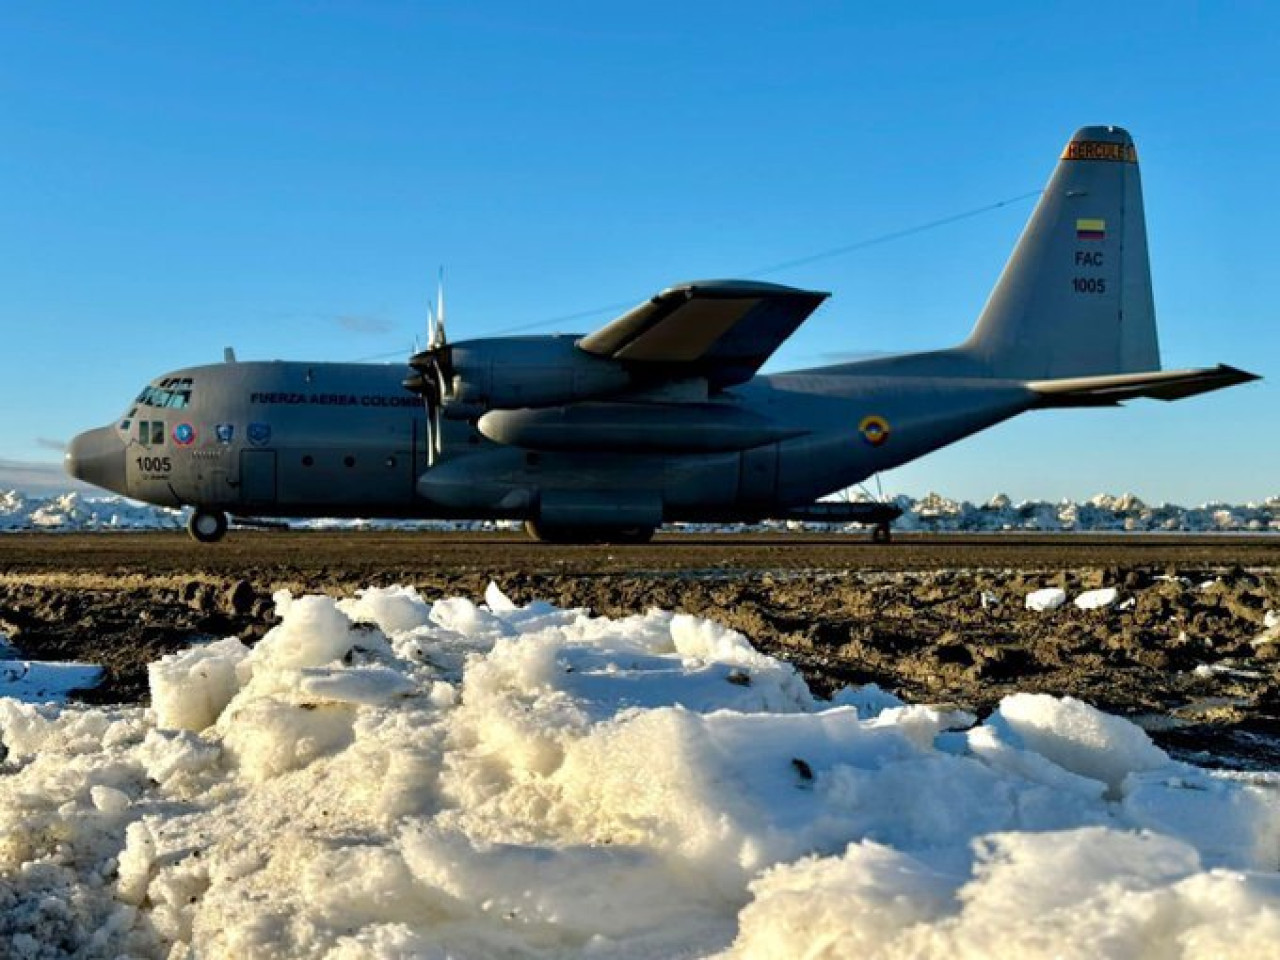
<box><xmin>64</xmin><ymin>427</ymin><xmax>127</xmax><ymax>494</ymax></box>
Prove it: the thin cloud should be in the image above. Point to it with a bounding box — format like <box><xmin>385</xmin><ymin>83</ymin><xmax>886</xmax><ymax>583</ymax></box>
<box><xmin>0</xmin><ymin>458</ymin><xmax>92</xmax><ymax>496</ymax></box>
<box><xmin>35</xmin><ymin>437</ymin><xmax>67</xmax><ymax>451</ymax></box>
<box><xmin>336</xmin><ymin>315</ymin><xmax>395</xmax><ymax>335</ymax></box>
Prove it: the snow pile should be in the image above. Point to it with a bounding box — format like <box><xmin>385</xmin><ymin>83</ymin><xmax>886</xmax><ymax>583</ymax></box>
<box><xmin>887</xmin><ymin>491</ymin><xmax>1280</xmax><ymax>533</ymax></box>
<box><xmin>0</xmin><ymin>588</ymin><xmax>1278</xmax><ymax>958</ymax></box>
<box><xmin>0</xmin><ymin>490</ymin><xmax>185</xmax><ymax>531</ymax></box>
<box><xmin>5</xmin><ymin>488</ymin><xmax>1280</xmax><ymax>533</ymax></box>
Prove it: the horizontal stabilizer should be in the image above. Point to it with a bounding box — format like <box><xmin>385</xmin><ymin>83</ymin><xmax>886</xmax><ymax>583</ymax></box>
<box><xmin>1029</xmin><ymin>364</ymin><xmax>1260</xmax><ymax>407</ymax></box>
<box><xmin>777</xmin><ymin>502</ymin><xmax>903</xmax><ymax>524</ymax></box>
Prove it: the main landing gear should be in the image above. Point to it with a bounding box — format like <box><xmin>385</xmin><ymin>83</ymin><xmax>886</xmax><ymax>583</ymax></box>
<box><xmin>870</xmin><ymin>521</ymin><xmax>893</xmax><ymax>544</ymax></box>
<box><xmin>524</xmin><ymin>521</ymin><xmax>656</xmax><ymax>545</ymax></box>
<box><xmin>188</xmin><ymin>508</ymin><xmax>229</xmax><ymax>543</ymax></box>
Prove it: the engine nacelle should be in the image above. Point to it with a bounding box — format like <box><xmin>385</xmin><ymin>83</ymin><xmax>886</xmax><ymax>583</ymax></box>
<box><xmin>443</xmin><ymin>337</ymin><xmax>633</xmax><ymax>411</ymax></box>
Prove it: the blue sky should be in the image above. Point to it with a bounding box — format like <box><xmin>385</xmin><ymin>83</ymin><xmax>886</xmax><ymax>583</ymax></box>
<box><xmin>2</xmin><ymin>1</ymin><xmax>1276</xmax><ymax>503</ymax></box>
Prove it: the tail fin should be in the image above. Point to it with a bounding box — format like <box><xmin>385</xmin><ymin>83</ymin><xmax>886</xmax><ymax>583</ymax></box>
<box><xmin>964</xmin><ymin>125</ymin><xmax>1160</xmax><ymax>379</ymax></box>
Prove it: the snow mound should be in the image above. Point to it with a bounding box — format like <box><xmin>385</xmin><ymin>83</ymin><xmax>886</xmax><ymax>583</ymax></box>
<box><xmin>0</xmin><ymin>585</ymin><xmax>1276</xmax><ymax>958</ymax></box>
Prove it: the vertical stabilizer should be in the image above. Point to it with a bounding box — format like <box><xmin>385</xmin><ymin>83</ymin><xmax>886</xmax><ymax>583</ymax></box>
<box><xmin>964</xmin><ymin>126</ymin><xmax>1160</xmax><ymax>379</ymax></box>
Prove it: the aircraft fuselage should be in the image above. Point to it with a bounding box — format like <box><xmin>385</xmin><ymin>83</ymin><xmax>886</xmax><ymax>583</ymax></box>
<box><xmin>66</xmin><ymin>356</ymin><xmax>1037</xmax><ymax>526</ymax></box>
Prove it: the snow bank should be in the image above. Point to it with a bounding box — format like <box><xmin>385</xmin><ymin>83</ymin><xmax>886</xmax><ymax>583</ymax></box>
<box><xmin>0</xmin><ymin>587</ymin><xmax>1277</xmax><ymax>958</ymax></box>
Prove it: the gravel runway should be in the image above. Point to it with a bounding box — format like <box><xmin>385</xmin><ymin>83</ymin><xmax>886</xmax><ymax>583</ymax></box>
<box><xmin>2</xmin><ymin>530</ymin><xmax>1278</xmax><ymax>768</ymax></box>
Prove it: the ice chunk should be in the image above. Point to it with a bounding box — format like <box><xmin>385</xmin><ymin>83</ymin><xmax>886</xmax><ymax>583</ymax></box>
<box><xmin>987</xmin><ymin>693</ymin><xmax>1168</xmax><ymax>796</ymax></box>
<box><xmin>1074</xmin><ymin>586</ymin><xmax>1119</xmax><ymax>610</ymax></box>
<box><xmin>219</xmin><ymin>696</ymin><xmax>356</xmax><ymax>780</ymax></box>
<box><xmin>730</xmin><ymin>828</ymin><xmax>1280</xmax><ymax>959</ymax></box>
<box><xmin>296</xmin><ymin>666</ymin><xmax>417</xmax><ymax>705</ymax></box>
<box><xmin>248</xmin><ymin>593</ymin><xmax>356</xmax><ymax>670</ymax></box>
<box><xmin>1024</xmin><ymin>587</ymin><xmax>1067</xmax><ymax>611</ymax></box>
<box><xmin>829</xmin><ymin>682</ymin><xmax>905</xmax><ymax>718</ymax></box>
<box><xmin>483</xmin><ymin>581</ymin><xmax>518</xmax><ymax>612</ymax></box>
<box><xmin>339</xmin><ymin>585</ymin><xmax>432</xmax><ymax>635</ymax></box>
<box><xmin>150</xmin><ymin>637</ymin><xmax>250</xmax><ymax>730</ymax></box>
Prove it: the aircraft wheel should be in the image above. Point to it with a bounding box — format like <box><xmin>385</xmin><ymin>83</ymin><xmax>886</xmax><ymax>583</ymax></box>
<box><xmin>871</xmin><ymin>522</ymin><xmax>893</xmax><ymax>544</ymax></box>
<box><xmin>608</xmin><ymin>526</ymin><xmax>656</xmax><ymax>545</ymax></box>
<box><xmin>524</xmin><ymin>521</ymin><xmax>654</xmax><ymax>545</ymax></box>
<box><xmin>188</xmin><ymin>509</ymin><xmax>229</xmax><ymax>543</ymax></box>
<box><xmin>524</xmin><ymin>520</ymin><xmax>574</xmax><ymax>544</ymax></box>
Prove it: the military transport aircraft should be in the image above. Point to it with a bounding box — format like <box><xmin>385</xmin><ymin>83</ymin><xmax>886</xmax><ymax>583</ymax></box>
<box><xmin>66</xmin><ymin>126</ymin><xmax>1258</xmax><ymax>543</ymax></box>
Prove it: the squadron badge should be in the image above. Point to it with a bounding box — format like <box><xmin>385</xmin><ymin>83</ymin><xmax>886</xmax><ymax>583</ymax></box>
<box><xmin>173</xmin><ymin>423</ymin><xmax>196</xmax><ymax>446</ymax></box>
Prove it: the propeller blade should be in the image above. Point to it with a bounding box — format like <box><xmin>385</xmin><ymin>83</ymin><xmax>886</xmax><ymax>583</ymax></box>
<box><xmin>433</xmin><ymin>267</ymin><xmax>447</xmax><ymax>348</ymax></box>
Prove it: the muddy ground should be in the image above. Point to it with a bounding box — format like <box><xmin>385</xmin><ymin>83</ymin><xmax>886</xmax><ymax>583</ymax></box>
<box><xmin>2</xmin><ymin>531</ymin><xmax>1279</xmax><ymax>769</ymax></box>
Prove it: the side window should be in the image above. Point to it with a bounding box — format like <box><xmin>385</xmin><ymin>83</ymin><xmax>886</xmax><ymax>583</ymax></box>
<box><xmin>151</xmin><ymin>422</ymin><xmax>165</xmax><ymax>445</ymax></box>
<box><xmin>138</xmin><ymin>421</ymin><xmax>150</xmax><ymax>446</ymax></box>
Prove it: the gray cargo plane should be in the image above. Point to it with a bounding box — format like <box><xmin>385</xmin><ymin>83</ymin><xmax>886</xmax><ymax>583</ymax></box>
<box><xmin>66</xmin><ymin>126</ymin><xmax>1257</xmax><ymax>543</ymax></box>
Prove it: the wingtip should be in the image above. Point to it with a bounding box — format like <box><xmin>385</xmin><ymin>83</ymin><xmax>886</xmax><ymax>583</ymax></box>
<box><xmin>1215</xmin><ymin>363</ymin><xmax>1263</xmax><ymax>384</ymax></box>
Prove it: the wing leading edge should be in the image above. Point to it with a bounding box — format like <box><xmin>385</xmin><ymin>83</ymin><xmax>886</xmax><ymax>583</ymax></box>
<box><xmin>578</xmin><ymin>280</ymin><xmax>828</xmax><ymax>389</ymax></box>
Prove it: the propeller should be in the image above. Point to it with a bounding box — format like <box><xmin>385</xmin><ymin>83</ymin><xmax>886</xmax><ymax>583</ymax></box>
<box><xmin>405</xmin><ymin>269</ymin><xmax>455</xmax><ymax>454</ymax></box>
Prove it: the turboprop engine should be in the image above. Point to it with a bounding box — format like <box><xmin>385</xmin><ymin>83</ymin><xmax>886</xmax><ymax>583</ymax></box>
<box><xmin>405</xmin><ymin>336</ymin><xmax>635</xmax><ymax>418</ymax></box>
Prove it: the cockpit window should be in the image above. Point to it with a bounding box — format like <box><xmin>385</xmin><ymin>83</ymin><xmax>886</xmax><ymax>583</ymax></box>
<box><xmin>135</xmin><ymin>377</ymin><xmax>193</xmax><ymax>409</ymax></box>
<box><xmin>138</xmin><ymin>420</ymin><xmax>165</xmax><ymax>446</ymax></box>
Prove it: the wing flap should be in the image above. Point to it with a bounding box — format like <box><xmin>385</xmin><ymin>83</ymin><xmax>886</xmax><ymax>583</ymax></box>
<box><xmin>1028</xmin><ymin>364</ymin><xmax>1260</xmax><ymax>407</ymax></box>
<box><xmin>578</xmin><ymin>280</ymin><xmax>829</xmax><ymax>388</ymax></box>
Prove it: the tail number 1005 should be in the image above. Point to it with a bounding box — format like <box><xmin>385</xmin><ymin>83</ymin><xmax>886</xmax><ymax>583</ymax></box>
<box><xmin>135</xmin><ymin>456</ymin><xmax>172</xmax><ymax>474</ymax></box>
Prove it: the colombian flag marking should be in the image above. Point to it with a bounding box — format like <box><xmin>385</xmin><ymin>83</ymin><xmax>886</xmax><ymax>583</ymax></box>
<box><xmin>859</xmin><ymin>415</ymin><xmax>891</xmax><ymax>447</ymax></box>
<box><xmin>1076</xmin><ymin>218</ymin><xmax>1106</xmax><ymax>241</ymax></box>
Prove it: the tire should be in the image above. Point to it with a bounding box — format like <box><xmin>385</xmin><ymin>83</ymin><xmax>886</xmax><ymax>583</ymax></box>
<box><xmin>607</xmin><ymin>526</ymin><xmax>656</xmax><ymax>545</ymax></box>
<box><xmin>523</xmin><ymin>521</ymin><xmax>655</xmax><ymax>545</ymax></box>
<box><xmin>188</xmin><ymin>509</ymin><xmax>229</xmax><ymax>543</ymax></box>
<box><xmin>524</xmin><ymin>520</ymin><xmax>576</xmax><ymax>543</ymax></box>
<box><xmin>871</xmin><ymin>522</ymin><xmax>892</xmax><ymax>545</ymax></box>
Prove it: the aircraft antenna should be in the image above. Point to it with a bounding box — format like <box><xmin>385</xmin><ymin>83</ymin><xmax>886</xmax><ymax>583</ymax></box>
<box><xmin>356</xmin><ymin>188</ymin><xmax>1044</xmax><ymax>360</ymax></box>
<box><xmin>483</xmin><ymin>188</ymin><xmax>1042</xmax><ymax>337</ymax></box>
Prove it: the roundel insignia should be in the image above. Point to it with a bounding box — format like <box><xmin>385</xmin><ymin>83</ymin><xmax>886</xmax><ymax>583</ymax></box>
<box><xmin>173</xmin><ymin>423</ymin><xmax>196</xmax><ymax>446</ymax></box>
<box><xmin>859</xmin><ymin>415</ymin><xmax>890</xmax><ymax>447</ymax></box>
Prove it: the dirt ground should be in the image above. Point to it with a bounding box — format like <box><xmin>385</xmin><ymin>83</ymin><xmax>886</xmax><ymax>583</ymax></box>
<box><xmin>2</xmin><ymin>530</ymin><xmax>1278</xmax><ymax>769</ymax></box>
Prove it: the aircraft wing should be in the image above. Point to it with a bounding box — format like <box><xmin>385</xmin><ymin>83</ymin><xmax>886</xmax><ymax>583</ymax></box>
<box><xmin>577</xmin><ymin>280</ymin><xmax>829</xmax><ymax>388</ymax></box>
<box><xmin>1028</xmin><ymin>364</ymin><xmax>1260</xmax><ymax>407</ymax></box>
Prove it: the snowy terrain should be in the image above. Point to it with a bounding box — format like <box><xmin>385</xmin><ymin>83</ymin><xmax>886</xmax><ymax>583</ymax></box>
<box><xmin>1</xmin><ymin>585</ymin><xmax>1277</xmax><ymax>958</ymax></box>
<box><xmin>3</xmin><ymin>489</ymin><xmax>1280</xmax><ymax>533</ymax></box>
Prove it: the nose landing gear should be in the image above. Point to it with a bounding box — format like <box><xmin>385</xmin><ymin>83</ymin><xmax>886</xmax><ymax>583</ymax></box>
<box><xmin>188</xmin><ymin>508</ymin><xmax>229</xmax><ymax>543</ymax></box>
